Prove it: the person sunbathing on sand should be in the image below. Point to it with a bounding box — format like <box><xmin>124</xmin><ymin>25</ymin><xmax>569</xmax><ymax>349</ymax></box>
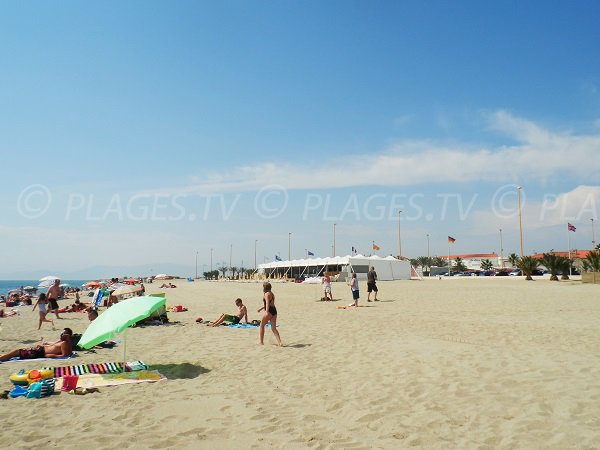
<box><xmin>0</xmin><ymin>328</ymin><xmax>73</xmax><ymax>361</ymax></box>
<box><xmin>210</xmin><ymin>298</ymin><xmax>248</xmax><ymax>327</ymax></box>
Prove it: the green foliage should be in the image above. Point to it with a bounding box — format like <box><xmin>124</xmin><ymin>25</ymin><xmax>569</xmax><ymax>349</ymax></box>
<box><xmin>202</xmin><ymin>270</ymin><xmax>219</xmax><ymax>280</ymax></box>
<box><xmin>558</xmin><ymin>256</ymin><xmax>571</xmax><ymax>280</ymax></box>
<box><xmin>452</xmin><ymin>257</ymin><xmax>467</xmax><ymax>273</ymax></box>
<box><xmin>415</xmin><ymin>256</ymin><xmax>432</xmax><ymax>275</ymax></box>
<box><xmin>539</xmin><ymin>253</ymin><xmax>561</xmax><ymax>281</ymax></box>
<box><xmin>431</xmin><ymin>256</ymin><xmax>446</xmax><ymax>267</ymax></box>
<box><xmin>480</xmin><ymin>259</ymin><xmax>493</xmax><ymax>271</ymax></box>
<box><xmin>217</xmin><ymin>266</ymin><xmax>228</xmax><ymax>277</ymax></box>
<box><xmin>507</xmin><ymin>253</ymin><xmax>520</xmax><ymax>267</ymax></box>
<box><xmin>516</xmin><ymin>256</ymin><xmax>539</xmax><ymax>280</ymax></box>
<box><xmin>582</xmin><ymin>251</ymin><xmax>600</xmax><ymax>272</ymax></box>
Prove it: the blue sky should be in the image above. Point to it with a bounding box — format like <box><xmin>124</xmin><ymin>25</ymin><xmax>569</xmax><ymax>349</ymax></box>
<box><xmin>1</xmin><ymin>1</ymin><xmax>599</xmax><ymax>278</ymax></box>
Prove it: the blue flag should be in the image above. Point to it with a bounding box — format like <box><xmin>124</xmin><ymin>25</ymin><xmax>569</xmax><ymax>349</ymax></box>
<box><xmin>307</xmin><ymin>250</ymin><xmax>314</xmax><ymax>256</ymax></box>
<box><xmin>275</xmin><ymin>255</ymin><xmax>282</xmax><ymax>261</ymax></box>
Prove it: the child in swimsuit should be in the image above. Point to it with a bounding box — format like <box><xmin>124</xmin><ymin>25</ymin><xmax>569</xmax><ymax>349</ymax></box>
<box><xmin>32</xmin><ymin>293</ymin><xmax>54</xmax><ymax>330</ymax></box>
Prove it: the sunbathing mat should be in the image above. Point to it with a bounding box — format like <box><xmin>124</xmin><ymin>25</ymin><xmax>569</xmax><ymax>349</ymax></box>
<box><xmin>227</xmin><ymin>323</ymin><xmax>271</xmax><ymax>329</ymax></box>
<box><xmin>54</xmin><ymin>370</ymin><xmax>166</xmax><ymax>389</ymax></box>
<box><xmin>42</xmin><ymin>361</ymin><xmax>148</xmax><ymax>377</ymax></box>
<box><xmin>3</xmin><ymin>353</ymin><xmax>76</xmax><ymax>363</ymax></box>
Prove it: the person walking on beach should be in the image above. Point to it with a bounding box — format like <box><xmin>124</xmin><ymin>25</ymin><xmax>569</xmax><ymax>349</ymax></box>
<box><xmin>348</xmin><ymin>273</ymin><xmax>359</xmax><ymax>307</ymax></box>
<box><xmin>367</xmin><ymin>266</ymin><xmax>378</xmax><ymax>302</ymax></box>
<box><xmin>321</xmin><ymin>272</ymin><xmax>333</xmax><ymax>301</ymax></box>
<box><xmin>46</xmin><ymin>279</ymin><xmax>62</xmax><ymax>319</ymax></box>
<box><xmin>257</xmin><ymin>282</ymin><xmax>282</xmax><ymax>346</ymax></box>
<box><xmin>32</xmin><ymin>293</ymin><xmax>54</xmax><ymax>330</ymax></box>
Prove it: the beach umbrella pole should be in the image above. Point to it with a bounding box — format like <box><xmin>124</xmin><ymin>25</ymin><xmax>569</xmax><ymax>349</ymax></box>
<box><xmin>122</xmin><ymin>328</ymin><xmax>127</xmax><ymax>373</ymax></box>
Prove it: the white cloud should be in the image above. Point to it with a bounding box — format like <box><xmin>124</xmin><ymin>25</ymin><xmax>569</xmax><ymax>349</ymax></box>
<box><xmin>148</xmin><ymin>111</ymin><xmax>600</xmax><ymax>196</ymax></box>
<box><xmin>471</xmin><ymin>185</ymin><xmax>600</xmax><ymax>234</ymax></box>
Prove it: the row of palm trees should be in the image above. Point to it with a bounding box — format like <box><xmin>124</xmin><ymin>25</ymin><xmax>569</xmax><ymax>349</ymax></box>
<box><xmin>409</xmin><ymin>254</ymin><xmax>521</xmax><ymax>275</ymax></box>
<box><xmin>410</xmin><ymin>250</ymin><xmax>600</xmax><ymax>281</ymax></box>
<box><xmin>203</xmin><ymin>266</ymin><xmax>257</xmax><ymax>280</ymax></box>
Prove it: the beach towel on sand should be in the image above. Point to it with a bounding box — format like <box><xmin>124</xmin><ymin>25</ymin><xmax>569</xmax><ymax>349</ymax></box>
<box><xmin>227</xmin><ymin>323</ymin><xmax>271</xmax><ymax>328</ymax></box>
<box><xmin>54</xmin><ymin>370</ymin><xmax>165</xmax><ymax>389</ymax></box>
<box><xmin>3</xmin><ymin>353</ymin><xmax>76</xmax><ymax>363</ymax></box>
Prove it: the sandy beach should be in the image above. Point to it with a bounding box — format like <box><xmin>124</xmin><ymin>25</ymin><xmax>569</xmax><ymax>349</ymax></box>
<box><xmin>1</xmin><ymin>277</ymin><xmax>600</xmax><ymax>449</ymax></box>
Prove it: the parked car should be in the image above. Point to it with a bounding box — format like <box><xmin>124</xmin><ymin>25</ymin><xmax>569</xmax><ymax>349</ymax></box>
<box><xmin>509</xmin><ymin>269</ymin><xmax>522</xmax><ymax>276</ymax></box>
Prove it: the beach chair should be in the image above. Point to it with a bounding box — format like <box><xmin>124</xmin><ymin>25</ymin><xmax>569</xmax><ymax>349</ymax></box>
<box><xmin>91</xmin><ymin>289</ymin><xmax>105</xmax><ymax>309</ymax></box>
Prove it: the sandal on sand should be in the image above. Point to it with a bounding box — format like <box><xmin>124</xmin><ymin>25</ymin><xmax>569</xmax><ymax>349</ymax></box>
<box><xmin>70</xmin><ymin>387</ymin><xmax>100</xmax><ymax>395</ymax></box>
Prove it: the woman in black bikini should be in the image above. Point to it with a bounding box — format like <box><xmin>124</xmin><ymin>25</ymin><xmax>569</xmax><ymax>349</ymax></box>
<box><xmin>257</xmin><ymin>282</ymin><xmax>282</xmax><ymax>346</ymax></box>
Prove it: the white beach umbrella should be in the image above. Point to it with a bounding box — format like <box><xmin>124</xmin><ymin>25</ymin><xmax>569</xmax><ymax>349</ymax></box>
<box><xmin>39</xmin><ymin>275</ymin><xmax>59</xmax><ymax>282</ymax></box>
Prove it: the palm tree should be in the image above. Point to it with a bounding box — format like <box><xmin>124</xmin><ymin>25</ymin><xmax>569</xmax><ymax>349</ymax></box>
<box><xmin>539</xmin><ymin>253</ymin><xmax>561</xmax><ymax>281</ymax></box>
<box><xmin>452</xmin><ymin>257</ymin><xmax>467</xmax><ymax>273</ymax></box>
<box><xmin>217</xmin><ymin>265</ymin><xmax>228</xmax><ymax>278</ymax></box>
<box><xmin>480</xmin><ymin>259</ymin><xmax>493</xmax><ymax>271</ymax></box>
<box><xmin>582</xmin><ymin>250</ymin><xmax>600</xmax><ymax>272</ymax></box>
<box><xmin>416</xmin><ymin>256</ymin><xmax>431</xmax><ymax>276</ymax></box>
<box><xmin>508</xmin><ymin>253</ymin><xmax>520</xmax><ymax>268</ymax></box>
<box><xmin>517</xmin><ymin>256</ymin><xmax>539</xmax><ymax>281</ymax></box>
<box><xmin>431</xmin><ymin>256</ymin><xmax>445</xmax><ymax>267</ymax></box>
<box><xmin>558</xmin><ymin>256</ymin><xmax>571</xmax><ymax>280</ymax></box>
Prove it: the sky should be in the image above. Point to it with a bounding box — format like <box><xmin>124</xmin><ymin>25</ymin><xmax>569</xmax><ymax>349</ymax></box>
<box><xmin>1</xmin><ymin>0</ymin><xmax>600</xmax><ymax>278</ymax></box>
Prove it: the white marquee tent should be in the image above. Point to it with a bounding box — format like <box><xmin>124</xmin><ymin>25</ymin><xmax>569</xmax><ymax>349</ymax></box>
<box><xmin>257</xmin><ymin>254</ymin><xmax>411</xmax><ymax>281</ymax></box>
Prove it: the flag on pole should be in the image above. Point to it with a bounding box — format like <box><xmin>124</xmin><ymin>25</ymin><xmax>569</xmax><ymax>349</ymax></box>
<box><xmin>307</xmin><ymin>250</ymin><xmax>315</xmax><ymax>256</ymax></box>
<box><xmin>448</xmin><ymin>236</ymin><xmax>456</xmax><ymax>243</ymax></box>
<box><xmin>372</xmin><ymin>243</ymin><xmax>380</xmax><ymax>251</ymax></box>
<box><xmin>275</xmin><ymin>255</ymin><xmax>282</xmax><ymax>261</ymax></box>
<box><xmin>568</xmin><ymin>223</ymin><xmax>576</xmax><ymax>232</ymax></box>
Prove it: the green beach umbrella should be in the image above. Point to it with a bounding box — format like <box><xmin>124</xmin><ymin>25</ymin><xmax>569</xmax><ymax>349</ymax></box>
<box><xmin>78</xmin><ymin>295</ymin><xmax>166</xmax><ymax>353</ymax></box>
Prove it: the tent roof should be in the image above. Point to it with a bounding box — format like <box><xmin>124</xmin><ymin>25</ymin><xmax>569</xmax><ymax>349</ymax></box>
<box><xmin>258</xmin><ymin>254</ymin><xmax>399</xmax><ymax>269</ymax></box>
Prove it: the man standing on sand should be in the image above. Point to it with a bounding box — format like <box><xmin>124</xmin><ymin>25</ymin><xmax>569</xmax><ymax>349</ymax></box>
<box><xmin>367</xmin><ymin>266</ymin><xmax>378</xmax><ymax>302</ymax></box>
<box><xmin>46</xmin><ymin>279</ymin><xmax>62</xmax><ymax>319</ymax></box>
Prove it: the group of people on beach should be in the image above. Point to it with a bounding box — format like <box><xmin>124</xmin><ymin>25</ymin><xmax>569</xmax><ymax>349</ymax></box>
<box><xmin>201</xmin><ymin>282</ymin><xmax>283</xmax><ymax>346</ymax></box>
<box><xmin>322</xmin><ymin>266</ymin><xmax>379</xmax><ymax>307</ymax></box>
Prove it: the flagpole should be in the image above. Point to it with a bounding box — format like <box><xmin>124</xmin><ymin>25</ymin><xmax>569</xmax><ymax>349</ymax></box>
<box><xmin>567</xmin><ymin>224</ymin><xmax>572</xmax><ymax>277</ymax></box>
<box><xmin>447</xmin><ymin>242</ymin><xmax>451</xmax><ymax>276</ymax></box>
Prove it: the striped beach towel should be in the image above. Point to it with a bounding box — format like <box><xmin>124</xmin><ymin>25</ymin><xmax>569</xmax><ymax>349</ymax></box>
<box><xmin>42</xmin><ymin>361</ymin><xmax>148</xmax><ymax>378</ymax></box>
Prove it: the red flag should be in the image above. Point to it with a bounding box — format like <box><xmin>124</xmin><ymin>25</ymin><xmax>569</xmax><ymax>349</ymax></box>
<box><xmin>372</xmin><ymin>243</ymin><xmax>380</xmax><ymax>251</ymax></box>
<box><xmin>568</xmin><ymin>223</ymin><xmax>576</xmax><ymax>232</ymax></box>
<box><xmin>448</xmin><ymin>236</ymin><xmax>456</xmax><ymax>243</ymax></box>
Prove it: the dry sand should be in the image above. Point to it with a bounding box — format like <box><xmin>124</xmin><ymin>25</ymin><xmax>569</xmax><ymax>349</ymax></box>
<box><xmin>1</xmin><ymin>277</ymin><xmax>600</xmax><ymax>449</ymax></box>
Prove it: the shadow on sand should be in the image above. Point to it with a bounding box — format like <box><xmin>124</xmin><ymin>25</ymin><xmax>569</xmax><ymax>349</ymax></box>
<box><xmin>284</xmin><ymin>343</ymin><xmax>312</xmax><ymax>349</ymax></box>
<box><xmin>150</xmin><ymin>362</ymin><xmax>210</xmax><ymax>379</ymax></box>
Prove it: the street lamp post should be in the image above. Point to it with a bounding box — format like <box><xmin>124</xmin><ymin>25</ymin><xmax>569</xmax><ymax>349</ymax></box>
<box><xmin>195</xmin><ymin>251</ymin><xmax>198</xmax><ymax>279</ymax></box>
<box><xmin>333</xmin><ymin>223</ymin><xmax>336</xmax><ymax>257</ymax></box>
<box><xmin>210</xmin><ymin>248</ymin><xmax>213</xmax><ymax>273</ymax></box>
<box><xmin>592</xmin><ymin>218</ymin><xmax>596</xmax><ymax>249</ymax></box>
<box><xmin>426</xmin><ymin>233</ymin><xmax>430</xmax><ymax>277</ymax></box>
<box><xmin>288</xmin><ymin>232</ymin><xmax>291</xmax><ymax>261</ymax></box>
<box><xmin>517</xmin><ymin>186</ymin><xmax>524</xmax><ymax>257</ymax></box>
<box><xmin>229</xmin><ymin>244</ymin><xmax>232</xmax><ymax>275</ymax></box>
<box><xmin>499</xmin><ymin>228</ymin><xmax>504</xmax><ymax>268</ymax></box>
<box><xmin>397</xmin><ymin>210</ymin><xmax>402</xmax><ymax>258</ymax></box>
<box><xmin>254</xmin><ymin>240</ymin><xmax>258</xmax><ymax>271</ymax></box>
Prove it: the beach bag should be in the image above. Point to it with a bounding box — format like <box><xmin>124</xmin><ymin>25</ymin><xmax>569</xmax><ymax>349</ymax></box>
<box><xmin>26</xmin><ymin>378</ymin><xmax>56</xmax><ymax>399</ymax></box>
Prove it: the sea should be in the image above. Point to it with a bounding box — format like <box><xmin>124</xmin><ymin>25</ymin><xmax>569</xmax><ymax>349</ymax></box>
<box><xmin>0</xmin><ymin>280</ymin><xmax>88</xmax><ymax>297</ymax></box>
